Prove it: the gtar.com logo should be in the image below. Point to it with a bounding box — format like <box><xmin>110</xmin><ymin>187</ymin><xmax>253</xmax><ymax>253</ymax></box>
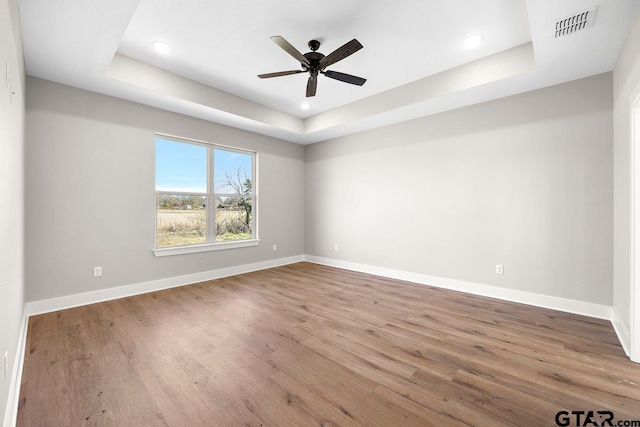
<box><xmin>555</xmin><ymin>410</ymin><xmax>640</xmax><ymax>427</ymax></box>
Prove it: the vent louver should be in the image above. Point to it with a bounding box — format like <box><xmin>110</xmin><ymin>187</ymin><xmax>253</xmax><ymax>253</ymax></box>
<box><xmin>555</xmin><ymin>7</ymin><xmax>597</xmax><ymax>38</ymax></box>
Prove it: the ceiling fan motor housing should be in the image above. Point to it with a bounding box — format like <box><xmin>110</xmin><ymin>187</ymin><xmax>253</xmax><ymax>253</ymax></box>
<box><xmin>303</xmin><ymin>52</ymin><xmax>325</xmax><ymax>72</ymax></box>
<box><xmin>303</xmin><ymin>41</ymin><xmax>324</xmax><ymax>73</ymax></box>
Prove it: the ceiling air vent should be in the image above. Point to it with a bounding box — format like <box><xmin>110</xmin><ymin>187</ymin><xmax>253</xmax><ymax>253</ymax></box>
<box><xmin>555</xmin><ymin>7</ymin><xmax>597</xmax><ymax>38</ymax></box>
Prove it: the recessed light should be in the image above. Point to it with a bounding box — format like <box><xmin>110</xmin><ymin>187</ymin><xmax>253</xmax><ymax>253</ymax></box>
<box><xmin>463</xmin><ymin>34</ymin><xmax>483</xmax><ymax>49</ymax></box>
<box><xmin>152</xmin><ymin>41</ymin><xmax>173</xmax><ymax>53</ymax></box>
<box><xmin>300</xmin><ymin>102</ymin><xmax>310</xmax><ymax>110</ymax></box>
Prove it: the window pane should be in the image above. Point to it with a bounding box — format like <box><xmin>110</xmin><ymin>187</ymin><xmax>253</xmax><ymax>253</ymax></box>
<box><xmin>214</xmin><ymin>149</ymin><xmax>252</xmax><ymax>195</ymax></box>
<box><xmin>156</xmin><ymin>195</ymin><xmax>207</xmax><ymax>247</ymax></box>
<box><xmin>156</xmin><ymin>138</ymin><xmax>207</xmax><ymax>193</ymax></box>
<box><xmin>215</xmin><ymin>196</ymin><xmax>252</xmax><ymax>241</ymax></box>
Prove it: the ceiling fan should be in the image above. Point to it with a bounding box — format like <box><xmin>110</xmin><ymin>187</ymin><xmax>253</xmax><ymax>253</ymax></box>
<box><xmin>258</xmin><ymin>36</ymin><xmax>367</xmax><ymax>97</ymax></box>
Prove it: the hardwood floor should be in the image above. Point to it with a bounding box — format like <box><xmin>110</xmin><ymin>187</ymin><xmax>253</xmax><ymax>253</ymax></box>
<box><xmin>17</xmin><ymin>262</ymin><xmax>640</xmax><ymax>426</ymax></box>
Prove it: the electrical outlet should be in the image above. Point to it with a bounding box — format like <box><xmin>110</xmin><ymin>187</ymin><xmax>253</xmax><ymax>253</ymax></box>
<box><xmin>93</xmin><ymin>266</ymin><xmax>102</xmax><ymax>277</ymax></box>
<box><xmin>334</xmin><ymin>245</ymin><xmax>339</xmax><ymax>252</ymax></box>
<box><xmin>496</xmin><ymin>265</ymin><xmax>504</xmax><ymax>275</ymax></box>
<box><xmin>272</xmin><ymin>244</ymin><xmax>277</xmax><ymax>252</ymax></box>
<box><xmin>4</xmin><ymin>351</ymin><xmax>8</xmax><ymax>380</ymax></box>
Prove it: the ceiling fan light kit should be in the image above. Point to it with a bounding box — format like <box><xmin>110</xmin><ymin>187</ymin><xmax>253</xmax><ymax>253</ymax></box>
<box><xmin>258</xmin><ymin>36</ymin><xmax>366</xmax><ymax>97</ymax></box>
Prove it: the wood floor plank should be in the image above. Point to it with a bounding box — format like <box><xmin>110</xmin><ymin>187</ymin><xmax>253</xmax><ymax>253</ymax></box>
<box><xmin>17</xmin><ymin>262</ymin><xmax>640</xmax><ymax>426</ymax></box>
<box><xmin>268</xmin><ymin>370</ymin><xmax>363</xmax><ymax>427</ymax></box>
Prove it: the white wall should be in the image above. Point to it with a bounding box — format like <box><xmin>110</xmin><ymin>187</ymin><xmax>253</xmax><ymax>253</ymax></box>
<box><xmin>0</xmin><ymin>0</ymin><xmax>25</xmax><ymax>424</ymax></box>
<box><xmin>25</xmin><ymin>77</ymin><xmax>305</xmax><ymax>302</ymax></box>
<box><xmin>306</xmin><ymin>74</ymin><xmax>613</xmax><ymax>305</ymax></box>
<box><xmin>613</xmin><ymin>14</ymin><xmax>640</xmax><ymax>342</ymax></box>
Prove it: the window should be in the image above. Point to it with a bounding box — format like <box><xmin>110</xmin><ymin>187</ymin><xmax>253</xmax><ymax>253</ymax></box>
<box><xmin>154</xmin><ymin>135</ymin><xmax>257</xmax><ymax>256</ymax></box>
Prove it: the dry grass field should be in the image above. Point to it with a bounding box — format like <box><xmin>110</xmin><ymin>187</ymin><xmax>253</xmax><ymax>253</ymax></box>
<box><xmin>156</xmin><ymin>209</ymin><xmax>251</xmax><ymax>247</ymax></box>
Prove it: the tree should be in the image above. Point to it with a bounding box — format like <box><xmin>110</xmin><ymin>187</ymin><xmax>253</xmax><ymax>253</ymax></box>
<box><xmin>186</xmin><ymin>195</ymin><xmax>205</xmax><ymax>209</ymax></box>
<box><xmin>158</xmin><ymin>194</ymin><xmax>180</xmax><ymax>209</ymax></box>
<box><xmin>216</xmin><ymin>168</ymin><xmax>252</xmax><ymax>226</ymax></box>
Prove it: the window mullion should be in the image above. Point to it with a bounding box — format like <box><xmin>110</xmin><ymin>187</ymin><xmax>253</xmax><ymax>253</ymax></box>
<box><xmin>252</xmin><ymin>153</ymin><xmax>257</xmax><ymax>239</ymax></box>
<box><xmin>206</xmin><ymin>146</ymin><xmax>216</xmax><ymax>243</ymax></box>
<box><xmin>156</xmin><ymin>191</ymin><xmax>207</xmax><ymax>197</ymax></box>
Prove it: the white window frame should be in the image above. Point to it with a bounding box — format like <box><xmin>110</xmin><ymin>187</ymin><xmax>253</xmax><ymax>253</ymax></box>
<box><xmin>631</xmin><ymin>88</ymin><xmax>640</xmax><ymax>363</ymax></box>
<box><xmin>153</xmin><ymin>134</ymin><xmax>259</xmax><ymax>257</ymax></box>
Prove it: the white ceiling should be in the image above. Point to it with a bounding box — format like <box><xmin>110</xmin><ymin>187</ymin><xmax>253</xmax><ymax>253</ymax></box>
<box><xmin>17</xmin><ymin>0</ymin><xmax>640</xmax><ymax>144</ymax></box>
<box><xmin>117</xmin><ymin>0</ymin><xmax>533</xmax><ymax>116</ymax></box>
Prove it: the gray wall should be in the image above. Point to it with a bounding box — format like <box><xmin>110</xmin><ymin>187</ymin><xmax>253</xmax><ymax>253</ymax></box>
<box><xmin>306</xmin><ymin>74</ymin><xmax>613</xmax><ymax>305</ymax></box>
<box><xmin>25</xmin><ymin>77</ymin><xmax>305</xmax><ymax>302</ymax></box>
<box><xmin>613</xmin><ymin>13</ymin><xmax>640</xmax><ymax>332</ymax></box>
<box><xmin>0</xmin><ymin>0</ymin><xmax>25</xmax><ymax>423</ymax></box>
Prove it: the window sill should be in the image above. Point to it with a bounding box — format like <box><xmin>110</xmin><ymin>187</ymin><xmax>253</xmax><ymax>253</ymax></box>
<box><xmin>152</xmin><ymin>239</ymin><xmax>260</xmax><ymax>257</ymax></box>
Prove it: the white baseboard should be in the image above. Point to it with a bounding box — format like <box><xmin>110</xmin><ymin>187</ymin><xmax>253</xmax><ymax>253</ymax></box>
<box><xmin>26</xmin><ymin>255</ymin><xmax>304</xmax><ymax>316</ymax></box>
<box><xmin>304</xmin><ymin>255</ymin><xmax>613</xmax><ymax>320</ymax></box>
<box><xmin>611</xmin><ymin>307</ymin><xmax>631</xmax><ymax>357</ymax></box>
<box><xmin>3</xmin><ymin>307</ymin><xmax>28</xmax><ymax>427</ymax></box>
<box><xmin>25</xmin><ymin>253</ymin><xmax>614</xmax><ymax>321</ymax></box>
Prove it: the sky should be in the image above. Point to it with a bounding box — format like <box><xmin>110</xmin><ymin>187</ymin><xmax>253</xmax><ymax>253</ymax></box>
<box><xmin>155</xmin><ymin>138</ymin><xmax>252</xmax><ymax>193</ymax></box>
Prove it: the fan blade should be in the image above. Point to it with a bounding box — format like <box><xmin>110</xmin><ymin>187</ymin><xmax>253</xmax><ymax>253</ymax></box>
<box><xmin>258</xmin><ymin>70</ymin><xmax>305</xmax><ymax>79</ymax></box>
<box><xmin>306</xmin><ymin>74</ymin><xmax>317</xmax><ymax>97</ymax></box>
<box><xmin>270</xmin><ymin>36</ymin><xmax>310</xmax><ymax>67</ymax></box>
<box><xmin>319</xmin><ymin>39</ymin><xmax>363</xmax><ymax>69</ymax></box>
<box><xmin>323</xmin><ymin>70</ymin><xmax>366</xmax><ymax>86</ymax></box>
